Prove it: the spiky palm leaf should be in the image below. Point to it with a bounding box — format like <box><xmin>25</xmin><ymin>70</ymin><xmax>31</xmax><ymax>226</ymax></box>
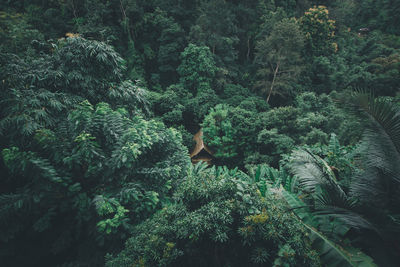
<box><xmin>289</xmin><ymin>148</ymin><xmax>347</xmax><ymax>199</ymax></box>
<box><xmin>302</xmin><ymin>222</ymin><xmax>376</xmax><ymax>267</ymax></box>
<box><xmin>281</xmin><ymin>187</ymin><xmax>376</xmax><ymax>267</ymax></box>
<box><xmin>349</xmin><ymin>92</ymin><xmax>400</xmax><ymax>239</ymax></box>
<box><xmin>351</xmin><ymin>93</ymin><xmax>400</xmax><ymax>189</ymax></box>
<box><xmin>289</xmin><ymin>93</ymin><xmax>400</xmax><ymax>264</ymax></box>
<box><xmin>289</xmin><ymin>148</ymin><xmax>374</xmax><ymax>232</ymax></box>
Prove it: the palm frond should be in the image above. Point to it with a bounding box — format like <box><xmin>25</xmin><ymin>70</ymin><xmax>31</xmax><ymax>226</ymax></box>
<box><xmin>348</xmin><ymin>93</ymin><xmax>400</xmax><ymax>233</ymax></box>
<box><xmin>302</xmin><ymin>222</ymin><xmax>377</xmax><ymax>267</ymax></box>
<box><xmin>280</xmin><ymin>186</ymin><xmax>377</xmax><ymax>266</ymax></box>
<box><xmin>289</xmin><ymin>148</ymin><xmax>345</xmax><ymax>196</ymax></box>
<box><xmin>353</xmin><ymin>92</ymin><xmax>400</xmax><ymax>183</ymax></box>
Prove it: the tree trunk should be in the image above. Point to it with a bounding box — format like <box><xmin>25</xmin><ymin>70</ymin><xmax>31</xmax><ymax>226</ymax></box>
<box><xmin>119</xmin><ymin>0</ymin><xmax>127</xmax><ymax>20</ymax></box>
<box><xmin>247</xmin><ymin>37</ymin><xmax>250</xmax><ymax>61</ymax></box>
<box><xmin>70</xmin><ymin>0</ymin><xmax>77</xmax><ymax>19</ymax></box>
<box><xmin>267</xmin><ymin>62</ymin><xmax>279</xmax><ymax>103</ymax></box>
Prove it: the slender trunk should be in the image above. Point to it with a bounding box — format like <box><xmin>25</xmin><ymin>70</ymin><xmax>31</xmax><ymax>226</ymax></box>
<box><xmin>247</xmin><ymin>37</ymin><xmax>250</xmax><ymax>61</ymax></box>
<box><xmin>119</xmin><ymin>0</ymin><xmax>127</xmax><ymax>20</ymax></box>
<box><xmin>70</xmin><ymin>0</ymin><xmax>77</xmax><ymax>19</ymax></box>
<box><xmin>120</xmin><ymin>0</ymin><xmax>135</xmax><ymax>40</ymax></box>
<box><xmin>267</xmin><ymin>62</ymin><xmax>279</xmax><ymax>103</ymax></box>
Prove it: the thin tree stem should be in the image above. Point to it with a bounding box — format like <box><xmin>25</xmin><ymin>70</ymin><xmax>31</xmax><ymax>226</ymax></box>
<box><xmin>267</xmin><ymin>62</ymin><xmax>279</xmax><ymax>103</ymax></box>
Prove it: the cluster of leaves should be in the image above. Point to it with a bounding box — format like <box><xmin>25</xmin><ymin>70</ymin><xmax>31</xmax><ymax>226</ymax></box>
<box><xmin>299</xmin><ymin>6</ymin><xmax>336</xmax><ymax>56</ymax></box>
<box><xmin>1</xmin><ymin>102</ymin><xmax>190</xmax><ymax>266</ymax></box>
<box><xmin>202</xmin><ymin>92</ymin><xmax>362</xmax><ymax>168</ymax></box>
<box><xmin>0</xmin><ymin>36</ymin><xmax>149</xmax><ymax>148</ymax></box>
<box><xmin>245</xmin><ymin>163</ymin><xmax>377</xmax><ymax>267</ymax></box>
<box><xmin>0</xmin><ymin>36</ymin><xmax>190</xmax><ymax>266</ymax></box>
<box><xmin>106</xmin><ymin>164</ymin><xmax>320</xmax><ymax>267</ymax></box>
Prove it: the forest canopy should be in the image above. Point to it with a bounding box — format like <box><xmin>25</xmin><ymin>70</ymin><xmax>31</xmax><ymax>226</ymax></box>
<box><xmin>1</xmin><ymin>0</ymin><xmax>399</xmax><ymax>266</ymax></box>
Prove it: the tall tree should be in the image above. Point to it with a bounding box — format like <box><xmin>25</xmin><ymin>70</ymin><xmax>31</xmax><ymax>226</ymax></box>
<box><xmin>254</xmin><ymin>18</ymin><xmax>305</xmax><ymax>103</ymax></box>
<box><xmin>299</xmin><ymin>5</ymin><xmax>336</xmax><ymax>57</ymax></box>
<box><xmin>189</xmin><ymin>0</ymin><xmax>239</xmax><ymax>70</ymax></box>
<box><xmin>177</xmin><ymin>43</ymin><xmax>217</xmax><ymax>93</ymax></box>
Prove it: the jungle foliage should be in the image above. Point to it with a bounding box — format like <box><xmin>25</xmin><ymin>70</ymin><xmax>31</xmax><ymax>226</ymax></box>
<box><xmin>1</xmin><ymin>0</ymin><xmax>399</xmax><ymax>266</ymax></box>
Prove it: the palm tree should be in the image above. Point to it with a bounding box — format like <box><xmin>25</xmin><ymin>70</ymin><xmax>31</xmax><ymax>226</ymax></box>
<box><xmin>289</xmin><ymin>92</ymin><xmax>400</xmax><ymax>265</ymax></box>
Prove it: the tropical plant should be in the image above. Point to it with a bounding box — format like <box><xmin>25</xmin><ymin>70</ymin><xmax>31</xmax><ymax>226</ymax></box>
<box><xmin>287</xmin><ymin>93</ymin><xmax>400</xmax><ymax>265</ymax></box>
<box><xmin>245</xmin><ymin>161</ymin><xmax>376</xmax><ymax>267</ymax></box>
<box><xmin>0</xmin><ymin>36</ymin><xmax>148</xmax><ymax>147</ymax></box>
<box><xmin>202</xmin><ymin>104</ymin><xmax>237</xmax><ymax>160</ymax></box>
<box><xmin>177</xmin><ymin>43</ymin><xmax>217</xmax><ymax>93</ymax></box>
<box><xmin>106</xmin><ymin>163</ymin><xmax>320</xmax><ymax>267</ymax></box>
<box><xmin>0</xmin><ymin>101</ymin><xmax>190</xmax><ymax>266</ymax></box>
<box><xmin>237</xmin><ymin>163</ymin><xmax>376</xmax><ymax>266</ymax></box>
<box><xmin>349</xmin><ymin>93</ymin><xmax>400</xmax><ymax>250</ymax></box>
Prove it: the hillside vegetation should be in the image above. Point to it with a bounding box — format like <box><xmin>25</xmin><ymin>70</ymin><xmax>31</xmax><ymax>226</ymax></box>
<box><xmin>1</xmin><ymin>1</ymin><xmax>399</xmax><ymax>266</ymax></box>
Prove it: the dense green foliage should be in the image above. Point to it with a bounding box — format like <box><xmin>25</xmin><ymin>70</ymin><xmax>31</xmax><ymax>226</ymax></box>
<box><xmin>1</xmin><ymin>0</ymin><xmax>399</xmax><ymax>266</ymax></box>
<box><xmin>106</xmin><ymin>165</ymin><xmax>320</xmax><ymax>267</ymax></box>
<box><xmin>255</xmin><ymin>18</ymin><xmax>305</xmax><ymax>102</ymax></box>
<box><xmin>285</xmin><ymin>94</ymin><xmax>400</xmax><ymax>265</ymax></box>
<box><xmin>202</xmin><ymin>92</ymin><xmax>361</xmax><ymax>168</ymax></box>
<box><xmin>1</xmin><ymin>101</ymin><xmax>189</xmax><ymax>266</ymax></box>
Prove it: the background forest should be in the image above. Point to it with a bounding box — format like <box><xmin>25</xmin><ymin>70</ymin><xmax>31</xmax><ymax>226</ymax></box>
<box><xmin>1</xmin><ymin>0</ymin><xmax>399</xmax><ymax>266</ymax></box>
